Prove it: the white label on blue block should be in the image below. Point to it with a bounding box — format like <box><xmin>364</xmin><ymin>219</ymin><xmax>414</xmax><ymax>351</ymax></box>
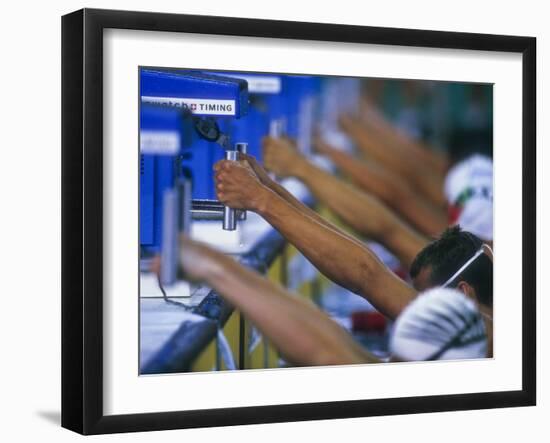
<box><xmin>140</xmin><ymin>130</ymin><xmax>180</xmax><ymax>155</ymax></box>
<box><xmin>141</xmin><ymin>96</ymin><xmax>236</xmax><ymax>116</ymax></box>
<box><xmin>231</xmin><ymin>75</ymin><xmax>281</xmax><ymax>94</ymax></box>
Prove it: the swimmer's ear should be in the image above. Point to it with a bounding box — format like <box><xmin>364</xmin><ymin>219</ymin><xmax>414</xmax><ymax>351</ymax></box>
<box><xmin>456</xmin><ymin>281</ymin><xmax>477</xmax><ymax>303</ymax></box>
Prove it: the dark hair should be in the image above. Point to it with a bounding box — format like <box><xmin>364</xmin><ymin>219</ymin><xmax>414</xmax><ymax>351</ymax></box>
<box><xmin>410</xmin><ymin>226</ymin><xmax>493</xmax><ymax>306</ymax></box>
<box><xmin>448</xmin><ymin>127</ymin><xmax>493</xmax><ymax>164</ymax></box>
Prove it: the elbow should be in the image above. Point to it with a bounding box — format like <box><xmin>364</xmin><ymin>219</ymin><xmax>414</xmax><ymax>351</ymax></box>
<box><xmin>356</xmin><ymin>254</ymin><xmax>382</xmax><ymax>297</ymax></box>
<box><xmin>309</xmin><ymin>347</ymin><xmax>357</xmax><ymax>367</ymax></box>
<box><xmin>289</xmin><ymin>333</ymin><xmax>359</xmax><ymax>367</ymax></box>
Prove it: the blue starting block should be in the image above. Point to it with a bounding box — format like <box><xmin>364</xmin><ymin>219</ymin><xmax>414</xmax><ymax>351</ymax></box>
<box><xmin>139</xmin><ymin>69</ymin><xmax>249</xmax><ymax>251</ymax></box>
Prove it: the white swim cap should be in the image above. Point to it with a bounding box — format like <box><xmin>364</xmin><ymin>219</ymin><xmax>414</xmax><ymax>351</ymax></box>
<box><xmin>390</xmin><ymin>288</ymin><xmax>487</xmax><ymax>361</ymax></box>
<box><xmin>456</xmin><ymin>198</ymin><xmax>493</xmax><ymax>241</ymax></box>
<box><xmin>444</xmin><ymin>154</ymin><xmax>493</xmax><ymax>241</ymax></box>
<box><xmin>444</xmin><ymin>154</ymin><xmax>493</xmax><ymax>204</ymax></box>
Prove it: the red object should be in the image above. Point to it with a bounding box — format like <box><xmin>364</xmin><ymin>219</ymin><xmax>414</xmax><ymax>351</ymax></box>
<box><xmin>448</xmin><ymin>204</ymin><xmax>462</xmax><ymax>224</ymax></box>
<box><xmin>393</xmin><ymin>266</ymin><xmax>409</xmax><ymax>281</ymax></box>
<box><xmin>351</xmin><ymin>311</ymin><xmax>387</xmax><ymax>333</ymax></box>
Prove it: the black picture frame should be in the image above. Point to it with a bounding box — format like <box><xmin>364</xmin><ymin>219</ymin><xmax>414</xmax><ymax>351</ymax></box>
<box><xmin>61</xmin><ymin>8</ymin><xmax>536</xmax><ymax>435</ymax></box>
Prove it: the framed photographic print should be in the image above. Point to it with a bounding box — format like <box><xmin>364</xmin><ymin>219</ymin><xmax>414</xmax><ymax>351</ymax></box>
<box><xmin>61</xmin><ymin>8</ymin><xmax>536</xmax><ymax>435</ymax></box>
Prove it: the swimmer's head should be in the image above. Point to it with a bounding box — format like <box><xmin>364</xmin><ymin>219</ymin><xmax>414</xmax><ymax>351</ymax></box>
<box><xmin>390</xmin><ymin>287</ymin><xmax>487</xmax><ymax>361</ymax></box>
<box><xmin>410</xmin><ymin>226</ymin><xmax>493</xmax><ymax>308</ymax></box>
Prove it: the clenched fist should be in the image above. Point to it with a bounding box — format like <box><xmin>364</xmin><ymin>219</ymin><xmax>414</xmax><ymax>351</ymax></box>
<box><xmin>312</xmin><ymin>135</ymin><xmax>333</xmax><ymax>156</ymax></box>
<box><xmin>213</xmin><ymin>159</ymin><xmax>271</xmax><ymax>211</ymax></box>
<box><xmin>262</xmin><ymin>136</ymin><xmax>307</xmax><ymax>178</ymax></box>
<box><xmin>178</xmin><ymin>235</ymin><xmax>224</xmax><ymax>281</ymax></box>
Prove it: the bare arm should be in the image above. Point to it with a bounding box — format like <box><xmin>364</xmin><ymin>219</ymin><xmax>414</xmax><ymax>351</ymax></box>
<box><xmin>240</xmin><ymin>152</ymin><xmax>368</xmax><ymax>248</ymax></box>
<box><xmin>180</xmin><ymin>237</ymin><xmax>378</xmax><ymax>366</ymax></box>
<box><xmin>262</xmin><ymin>138</ymin><xmax>429</xmax><ymax>269</ymax></box>
<box><xmin>314</xmin><ymin>138</ymin><xmax>447</xmax><ymax>237</ymax></box>
<box><xmin>359</xmin><ymin>97</ymin><xmax>450</xmax><ymax>175</ymax></box>
<box><xmin>214</xmin><ymin>160</ymin><xmax>417</xmax><ymax>319</ymax></box>
<box><xmin>339</xmin><ymin>114</ymin><xmax>447</xmax><ymax>208</ymax></box>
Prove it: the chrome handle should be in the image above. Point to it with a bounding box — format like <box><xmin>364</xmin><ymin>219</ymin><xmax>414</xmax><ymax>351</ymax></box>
<box><xmin>222</xmin><ymin>150</ymin><xmax>238</xmax><ymax>231</ymax></box>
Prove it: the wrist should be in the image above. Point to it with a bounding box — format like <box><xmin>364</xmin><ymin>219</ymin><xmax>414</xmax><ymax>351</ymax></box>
<box><xmin>250</xmin><ymin>185</ymin><xmax>275</xmax><ymax>214</ymax></box>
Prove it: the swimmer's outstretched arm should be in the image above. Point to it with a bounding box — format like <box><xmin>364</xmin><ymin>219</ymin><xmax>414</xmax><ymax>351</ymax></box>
<box><xmin>358</xmin><ymin>98</ymin><xmax>449</xmax><ymax>176</ymax></box>
<box><xmin>214</xmin><ymin>159</ymin><xmax>417</xmax><ymax>320</ymax></box>
<box><xmin>261</xmin><ymin>137</ymin><xmax>428</xmax><ymax>269</ymax></box>
<box><xmin>239</xmin><ymin>152</ymin><xmax>379</xmax><ymax>256</ymax></box>
<box><xmin>313</xmin><ymin>137</ymin><xmax>447</xmax><ymax>237</ymax></box>
<box><xmin>339</xmin><ymin>113</ymin><xmax>447</xmax><ymax>208</ymax></box>
<box><xmin>179</xmin><ymin>236</ymin><xmax>377</xmax><ymax>366</ymax></box>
